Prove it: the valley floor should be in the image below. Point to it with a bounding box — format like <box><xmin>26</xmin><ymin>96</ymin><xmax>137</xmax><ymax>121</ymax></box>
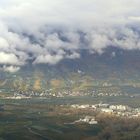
<box><xmin>0</xmin><ymin>97</ymin><xmax>139</xmax><ymax>140</ymax></box>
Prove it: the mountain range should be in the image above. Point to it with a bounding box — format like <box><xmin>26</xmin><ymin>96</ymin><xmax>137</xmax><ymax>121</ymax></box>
<box><xmin>0</xmin><ymin>47</ymin><xmax>140</xmax><ymax>91</ymax></box>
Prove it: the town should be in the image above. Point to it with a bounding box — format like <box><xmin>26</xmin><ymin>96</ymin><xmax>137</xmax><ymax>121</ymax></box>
<box><xmin>70</xmin><ymin>103</ymin><xmax>140</xmax><ymax>119</ymax></box>
<box><xmin>4</xmin><ymin>87</ymin><xmax>138</xmax><ymax>99</ymax></box>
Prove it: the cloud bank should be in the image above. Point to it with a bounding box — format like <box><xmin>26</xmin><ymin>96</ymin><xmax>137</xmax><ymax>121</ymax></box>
<box><xmin>2</xmin><ymin>65</ymin><xmax>20</xmax><ymax>73</ymax></box>
<box><xmin>0</xmin><ymin>0</ymin><xmax>140</xmax><ymax>72</ymax></box>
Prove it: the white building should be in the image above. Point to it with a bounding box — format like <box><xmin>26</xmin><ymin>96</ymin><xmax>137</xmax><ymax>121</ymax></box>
<box><xmin>101</xmin><ymin>108</ymin><xmax>113</xmax><ymax>113</ymax></box>
<box><xmin>109</xmin><ymin>105</ymin><xmax>127</xmax><ymax>111</ymax></box>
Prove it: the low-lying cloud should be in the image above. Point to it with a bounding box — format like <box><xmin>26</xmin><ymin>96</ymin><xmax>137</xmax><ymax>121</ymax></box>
<box><xmin>2</xmin><ymin>65</ymin><xmax>20</xmax><ymax>73</ymax></box>
<box><xmin>0</xmin><ymin>0</ymin><xmax>140</xmax><ymax>72</ymax></box>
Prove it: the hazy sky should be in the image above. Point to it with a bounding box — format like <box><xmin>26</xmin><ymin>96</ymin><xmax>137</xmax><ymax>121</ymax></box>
<box><xmin>0</xmin><ymin>0</ymin><xmax>140</xmax><ymax>72</ymax></box>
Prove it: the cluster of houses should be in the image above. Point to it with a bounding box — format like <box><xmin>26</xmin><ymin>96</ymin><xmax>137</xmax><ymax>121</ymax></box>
<box><xmin>66</xmin><ymin>116</ymin><xmax>98</xmax><ymax>125</ymax></box>
<box><xmin>74</xmin><ymin>116</ymin><xmax>98</xmax><ymax>125</ymax></box>
<box><xmin>71</xmin><ymin>103</ymin><xmax>140</xmax><ymax>118</ymax></box>
<box><xmin>5</xmin><ymin>87</ymin><xmax>133</xmax><ymax>99</ymax></box>
<box><xmin>6</xmin><ymin>90</ymin><xmax>92</xmax><ymax>99</ymax></box>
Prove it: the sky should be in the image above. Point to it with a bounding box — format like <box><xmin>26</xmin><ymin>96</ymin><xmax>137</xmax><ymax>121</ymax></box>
<box><xmin>0</xmin><ymin>0</ymin><xmax>140</xmax><ymax>72</ymax></box>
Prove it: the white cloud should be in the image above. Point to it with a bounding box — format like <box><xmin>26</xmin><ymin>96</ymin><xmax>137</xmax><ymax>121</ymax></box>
<box><xmin>0</xmin><ymin>52</ymin><xmax>20</xmax><ymax>65</ymax></box>
<box><xmin>0</xmin><ymin>37</ymin><xmax>9</xmax><ymax>49</ymax></box>
<box><xmin>2</xmin><ymin>65</ymin><xmax>20</xmax><ymax>73</ymax></box>
<box><xmin>0</xmin><ymin>0</ymin><xmax>140</xmax><ymax>67</ymax></box>
<box><xmin>34</xmin><ymin>54</ymin><xmax>63</xmax><ymax>65</ymax></box>
<box><xmin>66</xmin><ymin>52</ymin><xmax>80</xmax><ymax>59</ymax></box>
